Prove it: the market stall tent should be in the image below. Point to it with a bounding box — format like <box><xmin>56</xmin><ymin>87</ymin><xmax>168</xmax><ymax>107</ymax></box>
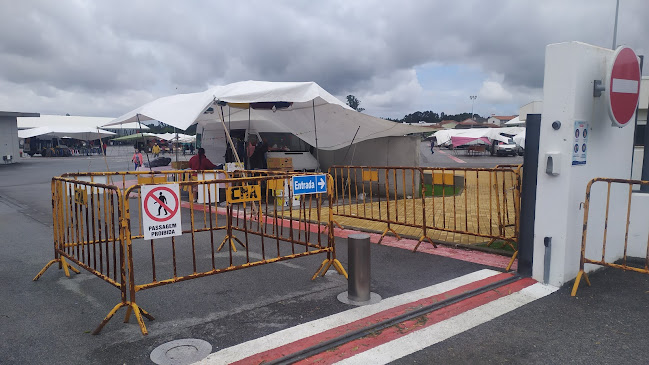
<box><xmin>107</xmin><ymin>81</ymin><xmax>434</xmax><ymax>151</ymax></box>
<box><xmin>18</xmin><ymin>126</ymin><xmax>116</xmax><ymax>140</ymax></box>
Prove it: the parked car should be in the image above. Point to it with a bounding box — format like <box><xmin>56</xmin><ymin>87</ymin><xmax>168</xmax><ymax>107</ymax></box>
<box><xmin>495</xmin><ymin>138</ymin><xmax>521</xmax><ymax>157</ymax></box>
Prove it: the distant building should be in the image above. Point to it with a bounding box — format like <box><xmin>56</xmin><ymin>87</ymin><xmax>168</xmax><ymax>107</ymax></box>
<box><xmin>455</xmin><ymin>118</ymin><xmax>480</xmax><ymax>129</ymax></box>
<box><xmin>1</xmin><ymin>111</ymin><xmax>39</xmax><ymax>163</ymax></box>
<box><xmin>487</xmin><ymin>115</ymin><xmax>517</xmax><ymax>126</ymax></box>
<box><xmin>439</xmin><ymin>120</ymin><xmax>458</xmax><ymax>129</ymax></box>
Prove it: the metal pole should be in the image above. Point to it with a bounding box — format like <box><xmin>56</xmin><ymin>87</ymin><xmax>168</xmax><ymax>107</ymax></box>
<box><xmin>136</xmin><ymin>114</ymin><xmax>153</xmax><ymax>172</ymax></box>
<box><xmin>612</xmin><ymin>0</ymin><xmax>619</xmax><ymax>50</ymax></box>
<box><xmin>312</xmin><ymin>100</ymin><xmax>320</xmax><ymax>171</ymax></box>
<box><xmin>470</xmin><ymin>95</ymin><xmax>477</xmax><ymax>120</ymax></box>
<box><xmin>517</xmin><ymin>113</ymin><xmax>541</xmax><ymax>277</ymax></box>
<box><xmin>174</xmin><ymin>127</ymin><xmax>179</xmax><ymax>164</ymax></box>
<box><xmin>347</xmin><ymin>233</ymin><xmax>371</xmax><ymax>302</ymax></box>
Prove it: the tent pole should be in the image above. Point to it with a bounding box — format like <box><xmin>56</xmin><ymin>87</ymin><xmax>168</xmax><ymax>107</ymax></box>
<box><xmin>216</xmin><ymin>100</ymin><xmax>242</xmax><ymax>165</ymax></box>
<box><xmin>174</xmin><ymin>127</ymin><xmax>179</xmax><ymax>164</ymax></box>
<box><xmin>136</xmin><ymin>114</ymin><xmax>153</xmax><ymax>172</ymax></box>
<box><xmin>97</xmin><ymin>128</ymin><xmax>110</xmax><ymax>173</ymax></box>
<box><xmin>312</xmin><ymin>100</ymin><xmax>320</xmax><ymax>172</ymax></box>
<box><xmin>342</xmin><ymin>126</ymin><xmax>360</xmax><ymax>164</ymax></box>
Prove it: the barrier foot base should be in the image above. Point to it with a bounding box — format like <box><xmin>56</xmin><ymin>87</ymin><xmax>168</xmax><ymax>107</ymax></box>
<box><xmin>377</xmin><ymin>227</ymin><xmax>401</xmax><ymax>245</ymax></box>
<box><xmin>217</xmin><ymin>235</ymin><xmax>247</xmax><ymax>252</ymax></box>
<box><xmin>505</xmin><ymin>250</ymin><xmax>518</xmax><ymax>272</ymax></box>
<box><xmin>311</xmin><ymin>258</ymin><xmax>348</xmax><ymax>280</ymax></box>
<box><xmin>413</xmin><ymin>235</ymin><xmax>437</xmax><ymax>252</ymax></box>
<box><xmin>93</xmin><ymin>302</ymin><xmax>128</xmax><ymax>335</ymax></box>
<box><xmin>570</xmin><ymin>270</ymin><xmax>591</xmax><ymax>297</ymax></box>
<box><xmin>323</xmin><ymin>220</ymin><xmax>344</xmax><ymax>233</ymax></box>
<box><xmin>33</xmin><ymin>257</ymin><xmax>80</xmax><ymax>281</ymax></box>
<box><xmin>486</xmin><ymin>238</ymin><xmax>497</xmax><ymax>247</ymax></box>
<box><xmin>94</xmin><ymin>302</ymin><xmax>154</xmax><ymax>336</ymax></box>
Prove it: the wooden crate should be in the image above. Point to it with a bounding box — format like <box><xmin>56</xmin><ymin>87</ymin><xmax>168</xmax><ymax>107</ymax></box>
<box><xmin>171</xmin><ymin>161</ymin><xmax>190</xmax><ymax>169</ymax></box>
<box><xmin>267</xmin><ymin>157</ymin><xmax>293</xmax><ymax>169</ymax></box>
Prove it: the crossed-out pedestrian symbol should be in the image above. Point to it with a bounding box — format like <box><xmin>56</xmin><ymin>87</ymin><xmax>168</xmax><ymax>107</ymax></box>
<box><xmin>144</xmin><ymin>186</ymin><xmax>179</xmax><ymax>223</ymax></box>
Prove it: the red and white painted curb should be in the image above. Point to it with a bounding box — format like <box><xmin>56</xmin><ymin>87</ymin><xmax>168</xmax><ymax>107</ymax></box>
<box><xmin>181</xmin><ymin>202</ymin><xmax>516</xmax><ymax>270</ymax></box>
<box><xmin>194</xmin><ymin>269</ymin><xmax>558</xmax><ymax>364</ymax></box>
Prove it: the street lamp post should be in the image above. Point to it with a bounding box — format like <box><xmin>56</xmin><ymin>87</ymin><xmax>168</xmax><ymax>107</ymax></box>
<box><xmin>470</xmin><ymin>95</ymin><xmax>477</xmax><ymax>120</ymax></box>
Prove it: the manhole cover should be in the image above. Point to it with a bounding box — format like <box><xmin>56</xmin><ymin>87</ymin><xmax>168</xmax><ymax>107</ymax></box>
<box><xmin>150</xmin><ymin>338</ymin><xmax>212</xmax><ymax>365</ymax></box>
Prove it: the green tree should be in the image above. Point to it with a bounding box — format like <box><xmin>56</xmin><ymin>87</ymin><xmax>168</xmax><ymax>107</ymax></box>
<box><xmin>346</xmin><ymin>95</ymin><xmax>365</xmax><ymax>112</ymax></box>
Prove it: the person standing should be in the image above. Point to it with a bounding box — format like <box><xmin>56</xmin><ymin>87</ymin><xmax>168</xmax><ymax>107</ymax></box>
<box><xmin>430</xmin><ymin>138</ymin><xmax>435</xmax><ymax>155</ymax></box>
<box><xmin>132</xmin><ymin>148</ymin><xmax>143</xmax><ymax>170</ymax></box>
<box><xmin>152</xmin><ymin>143</ymin><xmax>161</xmax><ymax>158</ymax></box>
<box><xmin>188</xmin><ymin>148</ymin><xmax>217</xmax><ymax>170</ymax></box>
<box><xmin>102</xmin><ymin>142</ymin><xmax>107</xmax><ymax>155</ymax></box>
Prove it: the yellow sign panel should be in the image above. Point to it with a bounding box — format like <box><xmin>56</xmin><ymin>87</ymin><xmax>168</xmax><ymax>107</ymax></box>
<box><xmin>433</xmin><ymin>172</ymin><xmax>455</xmax><ymax>185</ymax></box>
<box><xmin>362</xmin><ymin>170</ymin><xmax>379</xmax><ymax>182</ymax></box>
<box><xmin>226</xmin><ymin>185</ymin><xmax>261</xmax><ymax>204</ymax></box>
<box><xmin>74</xmin><ymin>187</ymin><xmax>88</xmax><ymax>205</ymax></box>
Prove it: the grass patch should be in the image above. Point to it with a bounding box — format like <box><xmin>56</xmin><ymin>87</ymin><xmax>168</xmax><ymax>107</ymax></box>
<box><xmin>423</xmin><ymin>184</ymin><xmax>462</xmax><ymax>197</ymax></box>
<box><xmin>475</xmin><ymin>240</ymin><xmax>517</xmax><ymax>253</ymax></box>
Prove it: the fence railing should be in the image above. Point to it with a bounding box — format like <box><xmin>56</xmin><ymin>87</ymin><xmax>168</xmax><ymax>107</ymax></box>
<box><xmin>34</xmin><ymin>171</ymin><xmax>346</xmax><ymax>335</ymax></box>
<box><xmin>329</xmin><ymin>165</ymin><xmax>520</xmax><ymax>269</ymax></box>
<box><xmin>571</xmin><ymin>178</ymin><xmax>649</xmax><ymax>296</ymax></box>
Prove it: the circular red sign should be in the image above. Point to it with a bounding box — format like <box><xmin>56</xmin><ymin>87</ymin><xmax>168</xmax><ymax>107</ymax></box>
<box><xmin>144</xmin><ymin>186</ymin><xmax>179</xmax><ymax>222</ymax></box>
<box><xmin>607</xmin><ymin>46</ymin><xmax>641</xmax><ymax>127</ymax></box>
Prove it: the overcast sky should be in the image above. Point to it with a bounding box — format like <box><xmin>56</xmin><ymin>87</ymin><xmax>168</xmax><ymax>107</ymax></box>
<box><xmin>1</xmin><ymin>0</ymin><xmax>647</xmax><ymax>121</ymax></box>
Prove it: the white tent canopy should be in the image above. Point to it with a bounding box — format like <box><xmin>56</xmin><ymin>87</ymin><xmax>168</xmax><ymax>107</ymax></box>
<box><xmin>504</xmin><ymin>116</ymin><xmax>525</xmax><ymax>126</ymax></box>
<box><xmin>513</xmin><ymin>130</ymin><xmax>526</xmax><ymax>148</ymax></box>
<box><xmin>17</xmin><ymin>114</ymin><xmax>149</xmax><ymax>131</ymax></box>
<box><xmin>107</xmin><ymin>81</ymin><xmax>434</xmax><ymax>150</ymax></box>
<box><xmin>153</xmin><ymin>133</ymin><xmax>196</xmax><ymax>143</ymax></box>
<box><xmin>18</xmin><ymin>126</ymin><xmax>116</xmax><ymax>140</ymax></box>
<box><xmin>434</xmin><ymin>127</ymin><xmax>525</xmax><ymax>146</ymax></box>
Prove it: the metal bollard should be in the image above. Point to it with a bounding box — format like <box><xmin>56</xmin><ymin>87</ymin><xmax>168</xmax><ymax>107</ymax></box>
<box><xmin>347</xmin><ymin>233</ymin><xmax>371</xmax><ymax>302</ymax></box>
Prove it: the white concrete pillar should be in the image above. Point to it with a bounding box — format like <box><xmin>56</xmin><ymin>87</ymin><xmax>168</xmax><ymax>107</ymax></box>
<box><xmin>533</xmin><ymin>42</ymin><xmax>636</xmax><ymax>286</ymax></box>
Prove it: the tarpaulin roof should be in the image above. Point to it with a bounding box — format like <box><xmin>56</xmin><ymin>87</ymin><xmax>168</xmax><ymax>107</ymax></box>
<box><xmin>451</xmin><ymin>136</ymin><xmax>490</xmax><ymax>148</ymax></box>
<box><xmin>18</xmin><ymin>126</ymin><xmax>116</xmax><ymax>140</ymax></box>
<box><xmin>107</xmin><ymin>81</ymin><xmax>434</xmax><ymax>150</ymax></box>
<box><xmin>513</xmin><ymin>130</ymin><xmax>526</xmax><ymax>148</ymax></box>
<box><xmin>434</xmin><ymin>127</ymin><xmax>525</xmax><ymax>146</ymax></box>
<box><xmin>111</xmin><ymin>133</ymin><xmax>158</xmax><ymax>142</ymax></box>
<box><xmin>504</xmin><ymin>116</ymin><xmax>525</xmax><ymax>126</ymax></box>
<box><xmin>153</xmin><ymin>133</ymin><xmax>196</xmax><ymax>143</ymax></box>
<box><xmin>17</xmin><ymin>114</ymin><xmax>149</xmax><ymax>130</ymax></box>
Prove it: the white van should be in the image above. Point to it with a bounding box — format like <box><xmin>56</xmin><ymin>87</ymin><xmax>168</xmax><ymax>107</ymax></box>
<box><xmin>199</xmin><ymin>121</ymin><xmax>319</xmax><ymax>171</ymax></box>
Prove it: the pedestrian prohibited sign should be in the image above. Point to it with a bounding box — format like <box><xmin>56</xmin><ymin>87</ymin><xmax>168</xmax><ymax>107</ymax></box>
<box><xmin>141</xmin><ymin>184</ymin><xmax>182</xmax><ymax>240</ymax></box>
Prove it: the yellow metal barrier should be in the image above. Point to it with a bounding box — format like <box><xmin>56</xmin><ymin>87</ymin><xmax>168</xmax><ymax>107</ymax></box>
<box><xmin>329</xmin><ymin>165</ymin><xmax>520</xmax><ymax>268</ymax></box>
<box><xmin>572</xmin><ymin>178</ymin><xmax>649</xmax><ymax>296</ymax></box>
<box><xmin>34</xmin><ymin>170</ymin><xmax>346</xmax><ymax>336</ymax></box>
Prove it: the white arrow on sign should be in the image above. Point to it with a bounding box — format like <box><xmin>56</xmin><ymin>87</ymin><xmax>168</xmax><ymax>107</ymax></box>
<box><xmin>318</xmin><ymin>177</ymin><xmax>326</xmax><ymax>190</ymax></box>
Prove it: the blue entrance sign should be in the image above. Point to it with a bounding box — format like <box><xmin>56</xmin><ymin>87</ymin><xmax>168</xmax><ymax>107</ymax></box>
<box><xmin>291</xmin><ymin>174</ymin><xmax>327</xmax><ymax>195</ymax></box>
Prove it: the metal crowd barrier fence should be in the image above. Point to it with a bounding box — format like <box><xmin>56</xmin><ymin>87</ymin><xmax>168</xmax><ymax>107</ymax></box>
<box><xmin>571</xmin><ymin>178</ymin><xmax>649</xmax><ymax>296</ymax></box>
<box><xmin>34</xmin><ymin>170</ymin><xmax>346</xmax><ymax>335</ymax></box>
<box><xmin>329</xmin><ymin>165</ymin><xmax>520</xmax><ymax>269</ymax></box>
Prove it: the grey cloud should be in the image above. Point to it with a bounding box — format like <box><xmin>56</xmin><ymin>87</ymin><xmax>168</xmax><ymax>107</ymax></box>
<box><xmin>0</xmin><ymin>0</ymin><xmax>647</xmax><ymax>117</ymax></box>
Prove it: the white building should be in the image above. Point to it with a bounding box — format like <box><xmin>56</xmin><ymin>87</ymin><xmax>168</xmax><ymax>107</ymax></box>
<box><xmin>487</xmin><ymin>115</ymin><xmax>517</xmax><ymax>126</ymax></box>
<box><xmin>0</xmin><ymin>111</ymin><xmax>39</xmax><ymax>163</ymax></box>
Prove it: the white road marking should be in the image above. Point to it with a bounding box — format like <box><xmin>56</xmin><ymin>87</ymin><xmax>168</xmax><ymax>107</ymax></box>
<box><xmin>612</xmin><ymin>78</ymin><xmax>639</xmax><ymax>94</ymax></box>
<box><xmin>194</xmin><ymin>269</ymin><xmax>501</xmax><ymax>365</ymax></box>
<box><xmin>336</xmin><ymin>283</ymin><xmax>559</xmax><ymax>365</ymax></box>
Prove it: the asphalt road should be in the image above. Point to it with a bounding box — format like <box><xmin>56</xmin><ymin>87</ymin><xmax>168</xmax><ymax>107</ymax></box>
<box><xmin>419</xmin><ymin>141</ymin><xmax>524</xmax><ymax>168</ymax></box>
<box><xmin>2</xmin><ymin>148</ymin><xmax>648</xmax><ymax>364</ymax></box>
<box><xmin>0</xmin><ymin>153</ymin><xmax>488</xmax><ymax>364</ymax></box>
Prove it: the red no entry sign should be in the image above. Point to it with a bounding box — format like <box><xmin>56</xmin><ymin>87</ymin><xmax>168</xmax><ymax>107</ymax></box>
<box><xmin>607</xmin><ymin>46</ymin><xmax>641</xmax><ymax>127</ymax></box>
